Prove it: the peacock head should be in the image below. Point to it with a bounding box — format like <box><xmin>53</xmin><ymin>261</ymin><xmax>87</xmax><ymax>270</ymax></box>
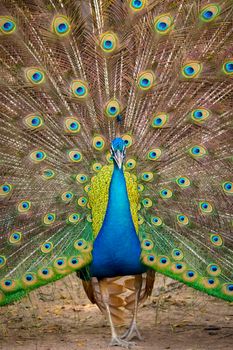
<box><xmin>110</xmin><ymin>138</ymin><xmax>126</xmax><ymax>169</ymax></box>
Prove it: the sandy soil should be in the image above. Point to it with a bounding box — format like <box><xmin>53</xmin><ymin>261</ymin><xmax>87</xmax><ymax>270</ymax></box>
<box><xmin>0</xmin><ymin>274</ymin><xmax>232</xmax><ymax>350</ymax></box>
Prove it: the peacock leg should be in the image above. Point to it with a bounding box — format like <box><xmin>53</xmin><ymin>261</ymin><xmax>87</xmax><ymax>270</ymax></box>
<box><xmin>99</xmin><ymin>279</ymin><xmax>135</xmax><ymax>348</ymax></box>
<box><xmin>121</xmin><ymin>274</ymin><xmax>143</xmax><ymax>341</ymax></box>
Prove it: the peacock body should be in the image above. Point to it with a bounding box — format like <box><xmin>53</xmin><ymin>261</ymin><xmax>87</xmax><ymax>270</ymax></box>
<box><xmin>0</xmin><ymin>0</ymin><xmax>233</xmax><ymax>346</ymax></box>
<box><xmin>90</xmin><ymin>143</ymin><xmax>147</xmax><ymax>278</ymax></box>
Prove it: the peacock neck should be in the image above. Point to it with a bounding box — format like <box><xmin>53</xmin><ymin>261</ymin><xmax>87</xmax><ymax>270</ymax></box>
<box><xmin>106</xmin><ymin>162</ymin><xmax>132</xmax><ymax>222</ymax></box>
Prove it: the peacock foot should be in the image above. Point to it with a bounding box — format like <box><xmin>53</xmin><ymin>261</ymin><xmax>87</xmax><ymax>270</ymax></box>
<box><xmin>121</xmin><ymin>322</ymin><xmax>143</xmax><ymax>342</ymax></box>
<box><xmin>110</xmin><ymin>336</ymin><xmax>136</xmax><ymax>348</ymax></box>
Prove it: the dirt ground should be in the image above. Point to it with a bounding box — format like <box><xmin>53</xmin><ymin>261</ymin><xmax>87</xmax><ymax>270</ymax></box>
<box><xmin>0</xmin><ymin>274</ymin><xmax>232</xmax><ymax>350</ymax></box>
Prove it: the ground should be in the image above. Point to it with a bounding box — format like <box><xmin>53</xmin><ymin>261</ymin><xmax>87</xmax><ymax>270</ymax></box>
<box><xmin>0</xmin><ymin>274</ymin><xmax>232</xmax><ymax>350</ymax></box>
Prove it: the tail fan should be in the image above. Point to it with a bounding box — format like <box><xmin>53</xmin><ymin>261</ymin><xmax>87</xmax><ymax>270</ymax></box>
<box><xmin>0</xmin><ymin>0</ymin><xmax>233</xmax><ymax>305</ymax></box>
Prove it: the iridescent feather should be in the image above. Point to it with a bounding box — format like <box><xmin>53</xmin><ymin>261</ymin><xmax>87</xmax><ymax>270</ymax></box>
<box><xmin>0</xmin><ymin>0</ymin><xmax>233</xmax><ymax>347</ymax></box>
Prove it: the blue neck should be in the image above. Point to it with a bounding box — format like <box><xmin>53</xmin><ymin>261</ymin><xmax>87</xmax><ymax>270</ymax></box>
<box><xmin>90</xmin><ymin>161</ymin><xmax>147</xmax><ymax>278</ymax></box>
<box><xmin>106</xmin><ymin>162</ymin><xmax>131</xmax><ymax>225</ymax></box>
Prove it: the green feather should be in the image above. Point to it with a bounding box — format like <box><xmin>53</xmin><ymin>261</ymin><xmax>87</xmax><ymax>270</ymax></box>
<box><xmin>0</xmin><ymin>0</ymin><xmax>233</xmax><ymax>310</ymax></box>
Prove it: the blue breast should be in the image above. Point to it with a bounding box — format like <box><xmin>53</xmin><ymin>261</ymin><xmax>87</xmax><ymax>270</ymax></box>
<box><xmin>90</xmin><ymin>164</ymin><xmax>147</xmax><ymax>278</ymax></box>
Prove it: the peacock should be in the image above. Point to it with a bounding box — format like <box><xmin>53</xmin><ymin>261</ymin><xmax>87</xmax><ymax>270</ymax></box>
<box><xmin>0</xmin><ymin>0</ymin><xmax>233</xmax><ymax>347</ymax></box>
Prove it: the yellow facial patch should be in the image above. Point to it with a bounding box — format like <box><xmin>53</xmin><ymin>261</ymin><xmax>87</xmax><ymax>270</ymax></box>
<box><xmin>88</xmin><ymin>165</ymin><xmax>113</xmax><ymax>237</ymax></box>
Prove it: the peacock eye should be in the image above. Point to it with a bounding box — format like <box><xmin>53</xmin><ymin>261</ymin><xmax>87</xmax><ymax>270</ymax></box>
<box><xmin>137</xmin><ymin>184</ymin><xmax>144</xmax><ymax>192</ymax></box>
<box><xmin>207</xmin><ymin>264</ymin><xmax>221</xmax><ymax>276</ymax></box>
<box><xmin>151</xmin><ymin>113</ymin><xmax>168</xmax><ymax>128</ymax></box>
<box><xmin>129</xmin><ymin>0</ymin><xmax>146</xmax><ymax>11</ymax></box>
<box><xmin>138</xmin><ymin>214</ymin><xmax>144</xmax><ymax>225</ymax></box>
<box><xmin>100</xmin><ymin>32</ymin><xmax>118</xmax><ymax>54</ymax></box>
<box><xmin>126</xmin><ymin>159</ymin><xmax>136</xmax><ymax>170</ymax></box>
<box><xmin>9</xmin><ymin>231</ymin><xmax>22</xmax><ymax>244</ymax></box>
<box><xmin>200</xmin><ymin>4</ymin><xmax>221</xmax><ymax>22</ymax></box>
<box><xmin>58</xmin><ymin>23</ymin><xmax>68</xmax><ymax>33</ymax></box>
<box><xmin>25</xmin><ymin>68</ymin><xmax>45</xmax><ymax>84</ymax></box>
<box><xmin>74</xmin><ymin>239</ymin><xmax>88</xmax><ymax>251</ymax></box>
<box><xmin>42</xmin><ymin>169</ymin><xmax>55</xmax><ymax>180</ymax></box>
<box><xmin>223</xmin><ymin>284</ymin><xmax>233</xmax><ymax>295</ymax></box>
<box><xmin>41</xmin><ymin>242</ymin><xmax>54</xmax><ymax>253</ymax></box>
<box><xmin>78</xmin><ymin>196</ymin><xmax>88</xmax><ymax>207</ymax></box>
<box><xmin>85</xmin><ymin>184</ymin><xmax>91</xmax><ymax>193</ymax></box>
<box><xmin>0</xmin><ymin>256</ymin><xmax>6</xmax><ymax>268</ymax></box>
<box><xmin>61</xmin><ymin>191</ymin><xmax>73</xmax><ymax>203</ymax></box>
<box><xmin>39</xmin><ymin>268</ymin><xmax>53</xmax><ymax>278</ymax></box>
<box><xmin>17</xmin><ymin>200</ymin><xmax>31</xmax><ymax>213</ymax></box>
<box><xmin>0</xmin><ymin>183</ymin><xmax>12</xmax><ymax>197</ymax></box>
<box><xmin>93</xmin><ymin>136</ymin><xmax>105</xmax><ymax>151</ymax></box>
<box><xmin>222</xmin><ymin>60</ymin><xmax>233</xmax><ymax>76</ymax></box>
<box><xmin>183</xmin><ymin>270</ymin><xmax>198</xmax><ymax>282</ymax></box>
<box><xmin>23</xmin><ymin>273</ymin><xmax>37</xmax><ymax>285</ymax></box>
<box><xmin>210</xmin><ymin>234</ymin><xmax>223</xmax><ymax>247</ymax></box>
<box><xmin>151</xmin><ymin>216</ymin><xmax>162</xmax><ymax>226</ymax></box>
<box><xmin>43</xmin><ymin>213</ymin><xmax>56</xmax><ymax>225</ymax></box>
<box><xmin>104</xmin><ymin>151</ymin><xmax>113</xmax><ymax>163</ymax></box>
<box><xmin>158</xmin><ymin>256</ymin><xmax>170</xmax><ymax>267</ymax></box>
<box><xmin>141</xmin><ymin>239</ymin><xmax>154</xmax><ymax>250</ymax></box>
<box><xmin>110</xmin><ymin>107</ymin><xmax>116</xmax><ymax>114</ymax></box>
<box><xmin>121</xmin><ymin>134</ymin><xmax>133</xmax><ymax>148</ymax></box>
<box><xmin>36</xmin><ymin>151</ymin><xmax>44</xmax><ymax>159</ymax></box>
<box><xmin>105</xmin><ymin>99</ymin><xmax>121</xmax><ymax>118</ymax></box>
<box><xmin>71</xmin><ymin>80</ymin><xmax>88</xmax><ymax>99</ymax></box>
<box><xmin>92</xmin><ymin>163</ymin><xmax>103</xmax><ymax>172</ymax></box>
<box><xmin>68</xmin><ymin>149</ymin><xmax>82</xmax><ymax>163</ymax></box>
<box><xmin>137</xmin><ymin>71</ymin><xmax>155</xmax><ymax>91</ymax></box>
<box><xmin>24</xmin><ymin>114</ymin><xmax>44</xmax><ymax>130</ymax></box>
<box><xmin>222</xmin><ymin>181</ymin><xmax>233</xmax><ymax>194</ymax></box>
<box><xmin>142</xmin><ymin>198</ymin><xmax>152</xmax><ymax>208</ymax></box>
<box><xmin>188</xmin><ymin>145</ymin><xmax>207</xmax><ymax>158</ymax></box>
<box><xmin>154</xmin><ymin>14</ymin><xmax>173</xmax><ymax>35</ymax></box>
<box><xmin>191</xmin><ymin>108</ymin><xmax>210</xmax><ymax>124</ymax></box>
<box><xmin>172</xmin><ymin>249</ymin><xmax>184</xmax><ymax>260</ymax></box>
<box><xmin>171</xmin><ymin>262</ymin><xmax>186</xmax><ymax>274</ymax></box>
<box><xmin>182</xmin><ymin>62</ymin><xmax>202</xmax><ymax>79</ymax></box>
<box><xmin>141</xmin><ymin>172</ymin><xmax>153</xmax><ymax>182</ymax></box>
<box><xmin>147</xmin><ymin>148</ymin><xmax>162</xmax><ymax>161</ymax></box>
<box><xmin>2</xmin><ymin>279</ymin><xmax>16</xmax><ymax>291</ymax></box>
<box><xmin>68</xmin><ymin>256</ymin><xmax>80</xmax><ymax>268</ymax></box>
<box><xmin>0</xmin><ymin>17</ymin><xmax>16</xmax><ymax>34</ymax></box>
<box><xmin>54</xmin><ymin>257</ymin><xmax>67</xmax><ymax>270</ymax></box>
<box><xmin>77</xmin><ymin>87</ymin><xmax>85</xmax><ymax>95</ymax></box>
<box><xmin>31</xmin><ymin>117</ymin><xmax>40</xmax><ymax>126</ymax></box>
<box><xmin>176</xmin><ymin>176</ymin><xmax>191</xmax><ymax>188</ymax></box>
<box><xmin>76</xmin><ymin>174</ymin><xmax>88</xmax><ymax>184</ymax></box>
<box><xmin>202</xmin><ymin>277</ymin><xmax>219</xmax><ymax>289</ymax></box>
<box><xmin>160</xmin><ymin>188</ymin><xmax>173</xmax><ymax>199</ymax></box>
<box><xmin>177</xmin><ymin>214</ymin><xmax>189</xmax><ymax>225</ymax></box>
<box><xmin>64</xmin><ymin>117</ymin><xmax>81</xmax><ymax>133</ymax></box>
<box><xmin>199</xmin><ymin>201</ymin><xmax>213</xmax><ymax>214</ymax></box>
<box><xmin>30</xmin><ymin>150</ymin><xmax>47</xmax><ymax>163</ymax></box>
<box><xmin>148</xmin><ymin>255</ymin><xmax>155</xmax><ymax>262</ymax></box>
<box><xmin>68</xmin><ymin>213</ymin><xmax>80</xmax><ymax>224</ymax></box>
<box><xmin>52</xmin><ymin>15</ymin><xmax>71</xmax><ymax>36</ymax></box>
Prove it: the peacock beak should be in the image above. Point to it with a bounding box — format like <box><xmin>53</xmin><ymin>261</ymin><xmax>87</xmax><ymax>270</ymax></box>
<box><xmin>114</xmin><ymin>149</ymin><xmax>124</xmax><ymax>169</ymax></box>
